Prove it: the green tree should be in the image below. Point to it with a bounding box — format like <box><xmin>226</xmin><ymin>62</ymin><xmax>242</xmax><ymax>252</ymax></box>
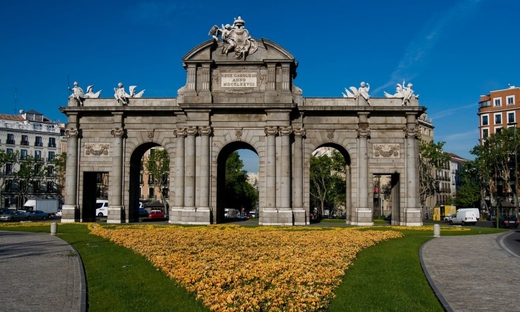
<box><xmin>419</xmin><ymin>140</ymin><xmax>451</xmax><ymax>208</ymax></box>
<box><xmin>310</xmin><ymin>150</ymin><xmax>346</xmax><ymax>216</ymax></box>
<box><xmin>14</xmin><ymin>155</ymin><xmax>46</xmax><ymax>207</ymax></box>
<box><xmin>454</xmin><ymin>161</ymin><xmax>480</xmax><ymax>208</ymax></box>
<box><xmin>0</xmin><ymin>150</ymin><xmax>18</xmax><ymax>208</ymax></box>
<box><xmin>224</xmin><ymin>151</ymin><xmax>258</xmax><ymax>211</ymax></box>
<box><xmin>49</xmin><ymin>152</ymin><xmax>67</xmax><ymax>201</ymax></box>
<box><xmin>144</xmin><ymin>148</ymin><xmax>170</xmax><ymax>212</ymax></box>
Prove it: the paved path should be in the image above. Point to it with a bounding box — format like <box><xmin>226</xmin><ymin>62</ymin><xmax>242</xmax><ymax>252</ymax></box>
<box><xmin>421</xmin><ymin>231</ymin><xmax>520</xmax><ymax>312</ymax></box>
<box><xmin>0</xmin><ymin>230</ymin><xmax>86</xmax><ymax>312</ymax></box>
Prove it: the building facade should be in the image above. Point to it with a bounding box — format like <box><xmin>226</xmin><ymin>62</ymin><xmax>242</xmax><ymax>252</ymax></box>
<box><xmin>0</xmin><ymin>110</ymin><xmax>62</xmax><ymax>208</ymax></box>
<box><xmin>478</xmin><ymin>85</ymin><xmax>520</xmax><ymax>141</ymax></box>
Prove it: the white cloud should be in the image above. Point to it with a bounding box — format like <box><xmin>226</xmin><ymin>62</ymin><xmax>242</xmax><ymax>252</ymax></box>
<box><xmin>374</xmin><ymin>0</ymin><xmax>484</xmax><ymax>95</ymax></box>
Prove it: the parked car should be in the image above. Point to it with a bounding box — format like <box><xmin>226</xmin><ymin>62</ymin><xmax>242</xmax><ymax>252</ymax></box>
<box><xmin>138</xmin><ymin>208</ymin><xmax>149</xmax><ymax>218</ymax></box>
<box><xmin>0</xmin><ymin>210</ymin><xmax>28</xmax><ymax>222</ymax></box>
<box><xmin>148</xmin><ymin>210</ymin><xmax>165</xmax><ymax>220</ymax></box>
<box><xmin>499</xmin><ymin>216</ymin><xmax>519</xmax><ymax>229</ymax></box>
<box><xmin>443</xmin><ymin>214</ymin><xmax>456</xmax><ymax>222</ymax></box>
<box><xmin>26</xmin><ymin>210</ymin><xmax>49</xmax><ymax>220</ymax></box>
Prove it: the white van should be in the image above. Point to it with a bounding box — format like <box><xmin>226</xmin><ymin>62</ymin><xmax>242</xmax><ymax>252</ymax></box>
<box><xmin>450</xmin><ymin>208</ymin><xmax>479</xmax><ymax>225</ymax></box>
<box><xmin>95</xmin><ymin>200</ymin><xmax>108</xmax><ymax>217</ymax></box>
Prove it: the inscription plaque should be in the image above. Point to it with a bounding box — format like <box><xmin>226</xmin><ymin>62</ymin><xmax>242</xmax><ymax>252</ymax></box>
<box><xmin>221</xmin><ymin>72</ymin><xmax>257</xmax><ymax>87</ymax></box>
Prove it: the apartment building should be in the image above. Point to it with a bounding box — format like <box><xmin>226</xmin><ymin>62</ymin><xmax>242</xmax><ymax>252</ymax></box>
<box><xmin>0</xmin><ymin>110</ymin><xmax>62</xmax><ymax>207</ymax></box>
<box><xmin>478</xmin><ymin>85</ymin><xmax>520</xmax><ymax>141</ymax></box>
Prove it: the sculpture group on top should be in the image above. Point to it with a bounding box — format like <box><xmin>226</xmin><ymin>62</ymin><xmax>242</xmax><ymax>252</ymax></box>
<box><xmin>343</xmin><ymin>81</ymin><xmax>371</xmax><ymax>105</ymax></box>
<box><xmin>384</xmin><ymin>80</ymin><xmax>419</xmax><ymax>106</ymax></box>
<box><xmin>114</xmin><ymin>82</ymin><xmax>145</xmax><ymax>105</ymax></box>
<box><xmin>208</xmin><ymin>16</ymin><xmax>258</xmax><ymax>60</ymax></box>
<box><xmin>342</xmin><ymin>80</ymin><xmax>419</xmax><ymax>106</ymax></box>
<box><xmin>68</xmin><ymin>81</ymin><xmax>101</xmax><ymax>105</ymax></box>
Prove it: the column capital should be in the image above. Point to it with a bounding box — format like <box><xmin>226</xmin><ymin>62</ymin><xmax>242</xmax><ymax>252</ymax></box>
<box><xmin>199</xmin><ymin>126</ymin><xmax>213</xmax><ymax>136</ymax></box>
<box><xmin>293</xmin><ymin>127</ymin><xmax>306</xmax><ymax>138</ymax></box>
<box><xmin>279</xmin><ymin>126</ymin><xmax>293</xmax><ymax>136</ymax></box>
<box><xmin>111</xmin><ymin>127</ymin><xmax>125</xmax><ymax>138</ymax></box>
<box><xmin>65</xmin><ymin>128</ymin><xmax>81</xmax><ymax>138</ymax></box>
<box><xmin>173</xmin><ymin>128</ymin><xmax>187</xmax><ymax>137</ymax></box>
<box><xmin>186</xmin><ymin>126</ymin><xmax>198</xmax><ymax>136</ymax></box>
<box><xmin>264</xmin><ymin>126</ymin><xmax>278</xmax><ymax>136</ymax></box>
<box><xmin>357</xmin><ymin>127</ymin><xmax>371</xmax><ymax>139</ymax></box>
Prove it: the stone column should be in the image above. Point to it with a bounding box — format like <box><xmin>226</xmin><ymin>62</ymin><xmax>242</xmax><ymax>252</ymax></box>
<box><xmin>61</xmin><ymin>122</ymin><xmax>80</xmax><ymax>223</ymax></box>
<box><xmin>185</xmin><ymin>126</ymin><xmax>197</xmax><ymax>208</ymax></box>
<box><xmin>264</xmin><ymin>126</ymin><xmax>278</xmax><ymax>208</ymax></box>
<box><xmin>279</xmin><ymin>126</ymin><xmax>292</xmax><ymax>209</ymax></box>
<box><xmin>171</xmin><ymin>128</ymin><xmax>186</xmax><ymax>223</ymax></box>
<box><xmin>198</xmin><ymin>126</ymin><xmax>212</xmax><ymax>209</ymax></box>
<box><xmin>293</xmin><ymin>128</ymin><xmax>306</xmax><ymax>225</ymax></box>
<box><xmin>356</xmin><ymin>112</ymin><xmax>372</xmax><ymax>225</ymax></box>
<box><xmin>108</xmin><ymin>122</ymin><xmax>125</xmax><ymax>224</ymax></box>
<box><xmin>404</xmin><ymin>113</ymin><xmax>422</xmax><ymax>225</ymax></box>
<box><xmin>267</xmin><ymin>64</ymin><xmax>276</xmax><ymax>91</ymax></box>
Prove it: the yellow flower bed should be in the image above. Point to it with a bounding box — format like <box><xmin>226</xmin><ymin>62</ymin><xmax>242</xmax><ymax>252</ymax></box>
<box><xmin>90</xmin><ymin>225</ymin><xmax>403</xmax><ymax>311</ymax></box>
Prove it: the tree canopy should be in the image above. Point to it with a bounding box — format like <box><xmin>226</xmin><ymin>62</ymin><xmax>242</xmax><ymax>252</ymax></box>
<box><xmin>224</xmin><ymin>151</ymin><xmax>258</xmax><ymax>211</ymax></box>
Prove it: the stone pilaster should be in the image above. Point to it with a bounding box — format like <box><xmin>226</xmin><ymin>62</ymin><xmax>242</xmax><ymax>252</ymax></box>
<box><xmin>185</xmin><ymin>126</ymin><xmax>197</xmax><ymax>208</ymax></box>
<box><xmin>279</xmin><ymin>126</ymin><xmax>292</xmax><ymax>209</ymax></box>
<box><xmin>293</xmin><ymin>128</ymin><xmax>306</xmax><ymax>225</ymax></box>
<box><xmin>107</xmin><ymin>118</ymin><xmax>125</xmax><ymax>224</ymax></box>
<box><xmin>62</xmin><ymin>123</ymin><xmax>80</xmax><ymax>223</ymax></box>
<box><xmin>404</xmin><ymin>113</ymin><xmax>422</xmax><ymax>226</ymax></box>
<box><xmin>171</xmin><ymin>128</ymin><xmax>186</xmax><ymax>224</ymax></box>
<box><xmin>355</xmin><ymin>112</ymin><xmax>373</xmax><ymax>225</ymax></box>
<box><xmin>198</xmin><ymin>126</ymin><xmax>212</xmax><ymax>209</ymax></box>
<box><xmin>264</xmin><ymin>126</ymin><xmax>278</xmax><ymax>209</ymax></box>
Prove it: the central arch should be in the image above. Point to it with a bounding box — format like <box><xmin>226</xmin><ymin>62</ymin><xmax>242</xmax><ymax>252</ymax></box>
<box><xmin>216</xmin><ymin>142</ymin><xmax>258</xmax><ymax>223</ymax></box>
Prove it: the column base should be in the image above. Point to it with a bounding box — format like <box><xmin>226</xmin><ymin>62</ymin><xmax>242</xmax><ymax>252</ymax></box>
<box><xmin>107</xmin><ymin>206</ymin><xmax>124</xmax><ymax>224</ymax></box>
<box><xmin>261</xmin><ymin>208</ymin><xmax>294</xmax><ymax>226</ymax></box>
<box><xmin>61</xmin><ymin>204</ymin><xmax>78</xmax><ymax>223</ymax></box>
<box><xmin>180</xmin><ymin>207</ymin><xmax>210</xmax><ymax>225</ymax></box>
<box><xmin>350</xmin><ymin>208</ymin><xmax>374</xmax><ymax>226</ymax></box>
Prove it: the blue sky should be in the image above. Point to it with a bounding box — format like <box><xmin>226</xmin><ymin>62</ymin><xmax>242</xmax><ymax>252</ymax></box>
<box><xmin>1</xmin><ymin>0</ymin><xmax>519</xmax><ymax>172</ymax></box>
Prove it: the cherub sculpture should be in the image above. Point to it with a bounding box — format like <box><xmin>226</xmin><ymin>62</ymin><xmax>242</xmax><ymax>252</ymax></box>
<box><xmin>384</xmin><ymin>80</ymin><xmax>419</xmax><ymax>105</ymax></box>
<box><xmin>68</xmin><ymin>81</ymin><xmax>85</xmax><ymax>105</ymax></box>
<box><xmin>114</xmin><ymin>82</ymin><xmax>145</xmax><ymax>105</ymax></box>
<box><xmin>342</xmin><ymin>81</ymin><xmax>371</xmax><ymax>105</ymax></box>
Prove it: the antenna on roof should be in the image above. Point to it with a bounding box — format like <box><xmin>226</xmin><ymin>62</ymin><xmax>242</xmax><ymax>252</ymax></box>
<box><xmin>14</xmin><ymin>87</ymin><xmax>17</xmax><ymax>115</ymax></box>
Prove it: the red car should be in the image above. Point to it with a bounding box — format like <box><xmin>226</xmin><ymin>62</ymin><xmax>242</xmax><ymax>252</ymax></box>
<box><xmin>148</xmin><ymin>210</ymin><xmax>165</xmax><ymax>220</ymax></box>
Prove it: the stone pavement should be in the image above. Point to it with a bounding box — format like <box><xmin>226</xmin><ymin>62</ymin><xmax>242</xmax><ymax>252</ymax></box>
<box><xmin>0</xmin><ymin>230</ymin><xmax>86</xmax><ymax>312</ymax></box>
<box><xmin>421</xmin><ymin>231</ymin><xmax>520</xmax><ymax>312</ymax></box>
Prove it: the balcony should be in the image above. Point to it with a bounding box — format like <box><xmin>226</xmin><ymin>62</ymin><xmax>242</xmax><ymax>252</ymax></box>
<box><xmin>20</xmin><ymin>141</ymin><xmax>29</xmax><ymax>146</ymax></box>
<box><xmin>47</xmin><ymin>143</ymin><xmax>57</xmax><ymax>148</ymax></box>
<box><xmin>6</xmin><ymin>139</ymin><xmax>15</xmax><ymax>145</ymax></box>
<box><xmin>34</xmin><ymin>142</ymin><xmax>43</xmax><ymax>147</ymax></box>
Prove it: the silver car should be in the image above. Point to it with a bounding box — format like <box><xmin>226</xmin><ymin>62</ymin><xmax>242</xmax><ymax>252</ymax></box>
<box><xmin>0</xmin><ymin>210</ymin><xmax>28</xmax><ymax>221</ymax></box>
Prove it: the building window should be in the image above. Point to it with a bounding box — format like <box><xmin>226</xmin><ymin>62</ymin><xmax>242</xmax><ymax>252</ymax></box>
<box><xmin>35</xmin><ymin>150</ymin><xmax>41</xmax><ymax>159</ymax></box>
<box><xmin>482</xmin><ymin>128</ymin><xmax>489</xmax><ymax>138</ymax></box>
<box><xmin>481</xmin><ymin>115</ymin><xmax>489</xmax><ymax>126</ymax></box>
<box><xmin>494</xmin><ymin>113</ymin><xmax>502</xmax><ymax>124</ymax></box>
<box><xmin>496</xmin><ymin>127</ymin><xmax>503</xmax><ymax>134</ymax></box>
<box><xmin>494</xmin><ymin>98</ymin><xmax>502</xmax><ymax>107</ymax></box>
<box><xmin>508</xmin><ymin>111</ymin><xmax>516</xmax><ymax>124</ymax></box>
<box><xmin>507</xmin><ymin>95</ymin><xmax>515</xmax><ymax>105</ymax></box>
<box><xmin>48</xmin><ymin>151</ymin><xmax>55</xmax><ymax>161</ymax></box>
<box><xmin>21</xmin><ymin>135</ymin><xmax>29</xmax><ymax>146</ymax></box>
<box><xmin>7</xmin><ymin>134</ymin><xmax>15</xmax><ymax>145</ymax></box>
<box><xmin>6</xmin><ymin>163</ymin><xmax>13</xmax><ymax>175</ymax></box>
<box><xmin>48</xmin><ymin>137</ymin><xmax>56</xmax><ymax>148</ymax></box>
<box><xmin>35</xmin><ymin>136</ymin><xmax>43</xmax><ymax>146</ymax></box>
<box><xmin>148</xmin><ymin>187</ymin><xmax>154</xmax><ymax>199</ymax></box>
<box><xmin>21</xmin><ymin>149</ymin><xmax>27</xmax><ymax>159</ymax></box>
<box><xmin>6</xmin><ymin>148</ymin><xmax>13</xmax><ymax>154</ymax></box>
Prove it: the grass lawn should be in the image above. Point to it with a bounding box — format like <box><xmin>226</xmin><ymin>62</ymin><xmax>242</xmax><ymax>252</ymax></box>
<box><xmin>0</xmin><ymin>223</ymin><xmax>505</xmax><ymax>311</ymax></box>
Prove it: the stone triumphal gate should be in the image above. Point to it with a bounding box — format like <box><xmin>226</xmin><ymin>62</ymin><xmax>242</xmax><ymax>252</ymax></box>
<box><xmin>60</xmin><ymin>17</ymin><xmax>424</xmax><ymax>226</ymax></box>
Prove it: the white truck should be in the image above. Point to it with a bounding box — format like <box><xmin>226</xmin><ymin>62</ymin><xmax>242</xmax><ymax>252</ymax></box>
<box><xmin>23</xmin><ymin>199</ymin><xmax>60</xmax><ymax>214</ymax></box>
<box><xmin>450</xmin><ymin>208</ymin><xmax>479</xmax><ymax>226</ymax></box>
